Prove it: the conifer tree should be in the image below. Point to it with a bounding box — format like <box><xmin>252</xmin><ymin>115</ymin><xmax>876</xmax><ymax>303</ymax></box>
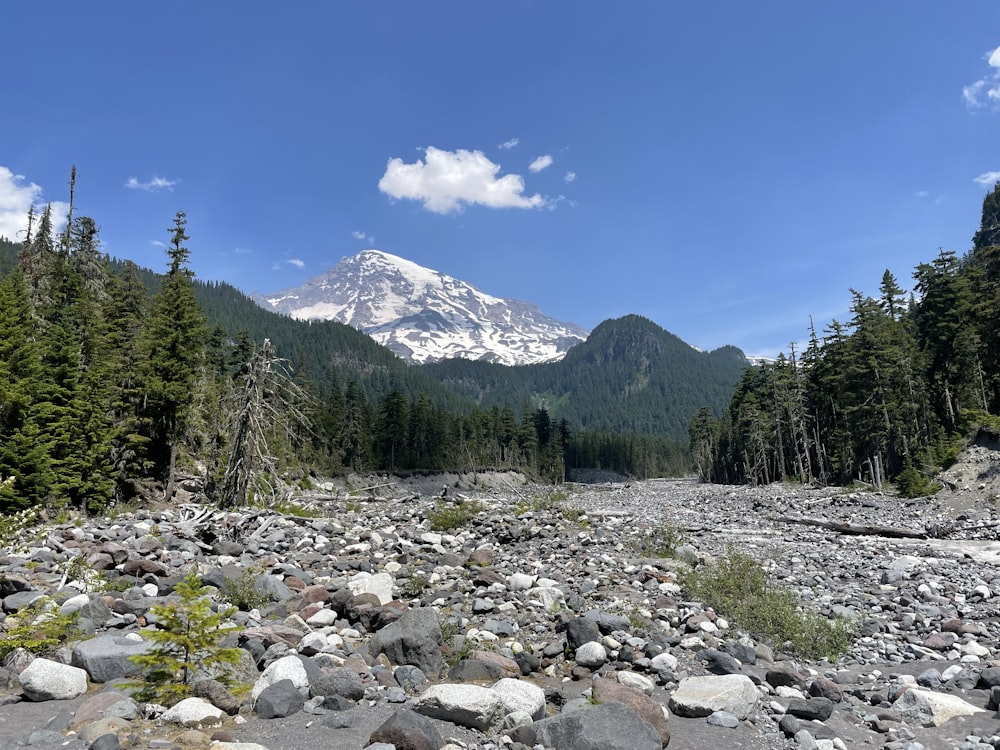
<box><xmin>138</xmin><ymin>212</ymin><xmax>208</xmax><ymax>498</ymax></box>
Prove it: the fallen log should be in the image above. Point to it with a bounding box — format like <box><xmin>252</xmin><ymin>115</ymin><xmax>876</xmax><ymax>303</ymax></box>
<box><xmin>767</xmin><ymin>514</ymin><xmax>928</xmax><ymax>539</ymax></box>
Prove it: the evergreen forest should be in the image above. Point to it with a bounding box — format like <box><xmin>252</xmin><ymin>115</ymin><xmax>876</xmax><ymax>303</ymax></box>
<box><xmin>0</xmin><ymin>179</ymin><xmax>718</xmax><ymax>517</ymax></box>
<box><xmin>691</xmin><ymin>182</ymin><xmax>1000</xmax><ymax>494</ymax></box>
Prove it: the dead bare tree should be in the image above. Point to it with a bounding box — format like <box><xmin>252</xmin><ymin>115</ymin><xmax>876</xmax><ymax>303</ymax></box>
<box><xmin>216</xmin><ymin>338</ymin><xmax>313</xmax><ymax>508</ymax></box>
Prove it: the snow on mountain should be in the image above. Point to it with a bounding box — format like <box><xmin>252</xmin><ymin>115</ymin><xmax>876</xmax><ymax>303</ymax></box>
<box><xmin>253</xmin><ymin>250</ymin><xmax>589</xmax><ymax>365</ymax></box>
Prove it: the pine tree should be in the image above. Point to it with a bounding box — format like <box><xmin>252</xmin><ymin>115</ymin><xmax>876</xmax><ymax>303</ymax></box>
<box><xmin>138</xmin><ymin>212</ymin><xmax>208</xmax><ymax>498</ymax></box>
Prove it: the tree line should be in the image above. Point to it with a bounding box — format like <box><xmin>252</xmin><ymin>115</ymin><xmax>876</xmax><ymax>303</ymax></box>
<box><xmin>690</xmin><ymin>182</ymin><xmax>1000</xmax><ymax>492</ymax></box>
<box><xmin>0</xmin><ymin>182</ymin><xmax>691</xmax><ymax>516</ymax></box>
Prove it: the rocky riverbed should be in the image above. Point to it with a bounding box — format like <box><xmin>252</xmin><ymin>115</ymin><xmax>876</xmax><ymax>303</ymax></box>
<box><xmin>3</xmin><ymin>453</ymin><xmax>1000</xmax><ymax>750</ymax></box>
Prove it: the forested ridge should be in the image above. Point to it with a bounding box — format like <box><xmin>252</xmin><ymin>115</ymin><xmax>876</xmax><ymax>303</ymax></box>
<box><xmin>691</xmin><ymin>182</ymin><xmax>1000</xmax><ymax>493</ymax></box>
<box><xmin>1</xmin><ymin>182</ymin><xmax>730</xmax><ymax>516</ymax></box>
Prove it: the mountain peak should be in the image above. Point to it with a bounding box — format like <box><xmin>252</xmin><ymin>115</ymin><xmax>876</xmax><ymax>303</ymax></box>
<box><xmin>254</xmin><ymin>251</ymin><xmax>588</xmax><ymax>366</ymax></box>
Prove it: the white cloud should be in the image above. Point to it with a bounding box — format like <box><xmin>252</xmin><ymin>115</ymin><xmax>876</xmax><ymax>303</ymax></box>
<box><xmin>963</xmin><ymin>44</ymin><xmax>1000</xmax><ymax>110</ymax></box>
<box><xmin>564</xmin><ymin>171</ymin><xmax>577</xmax><ymax>183</ymax></box>
<box><xmin>916</xmin><ymin>189</ymin><xmax>929</xmax><ymax>197</ymax></box>
<box><xmin>974</xmin><ymin>171</ymin><xmax>1000</xmax><ymax>187</ymax></box>
<box><xmin>378</xmin><ymin>146</ymin><xmax>545</xmax><ymax>214</ymax></box>
<box><xmin>125</xmin><ymin>175</ymin><xmax>178</xmax><ymax>192</ymax></box>
<box><xmin>0</xmin><ymin>166</ymin><xmax>70</xmax><ymax>241</ymax></box>
<box><xmin>499</xmin><ymin>137</ymin><xmax>519</xmax><ymax>150</ymax></box>
<box><xmin>288</xmin><ymin>258</ymin><xmax>305</xmax><ymax>269</ymax></box>
<box><xmin>529</xmin><ymin>155</ymin><xmax>554</xmax><ymax>173</ymax></box>
<box><xmin>352</xmin><ymin>229</ymin><xmax>375</xmax><ymax>244</ymax></box>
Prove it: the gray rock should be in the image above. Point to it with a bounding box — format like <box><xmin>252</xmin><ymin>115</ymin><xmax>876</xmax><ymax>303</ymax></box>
<box><xmin>254</xmin><ymin>678</ymin><xmax>305</xmax><ymax>719</ymax></box>
<box><xmin>71</xmin><ymin>635</ymin><xmax>151</xmax><ymax>683</ymax></box>
<box><xmin>394</xmin><ymin>665</ymin><xmax>428</xmax><ymax>691</ymax></box>
<box><xmin>697</xmin><ymin>647</ymin><xmax>742</xmax><ymax>675</ymax></box>
<box><xmin>18</xmin><ymin>658</ymin><xmax>88</xmax><ymax>701</ymax></box>
<box><xmin>88</xmin><ymin>733</ymin><xmax>121</xmax><ymax>750</ymax></box>
<box><xmin>786</xmin><ymin>697</ymin><xmax>833</xmax><ymax>721</ymax></box>
<box><xmin>413</xmin><ymin>683</ymin><xmax>505</xmax><ymax>731</ymax></box>
<box><xmin>707</xmin><ymin>710</ymin><xmax>740</xmax><ymax>728</ymax></box>
<box><xmin>368</xmin><ymin>708</ymin><xmax>443</xmax><ymax>750</ymax></box>
<box><xmin>309</xmin><ymin>667</ymin><xmax>365</xmax><ymax>702</ymax></box>
<box><xmin>566</xmin><ymin>617</ymin><xmax>601</xmax><ymax>650</ymax></box>
<box><xmin>370</xmin><ymin>608</ymin><xmax>443</xmax><ymax>678</ymax></box>
<box><xmin>527</xmin><ymin>702</ymin><xmax>661</xmax><ymax>750</ymax></box>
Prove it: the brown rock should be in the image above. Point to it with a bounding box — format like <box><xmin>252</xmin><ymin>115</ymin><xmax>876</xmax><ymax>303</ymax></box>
<box><xmin>593</xmin><ymin>676</ymin><xmax>671</xmax><ymax>748</ymax></box>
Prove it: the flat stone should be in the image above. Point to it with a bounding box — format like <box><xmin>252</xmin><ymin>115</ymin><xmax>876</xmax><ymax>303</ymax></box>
<box><xmin>668</xmin><ymin>674</ymin><xmax>759</xmax><ymax>719</ymax></box>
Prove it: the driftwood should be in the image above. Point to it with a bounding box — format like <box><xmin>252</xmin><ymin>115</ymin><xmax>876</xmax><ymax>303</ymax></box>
<box><xmin>768</xmin><ymin>514</ymin><xmax>928</xmax><ymax>539</ymax></box>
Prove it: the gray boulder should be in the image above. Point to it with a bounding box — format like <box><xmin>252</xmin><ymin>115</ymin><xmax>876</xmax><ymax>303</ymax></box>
<box><xmin>71</xmin><ymin>634</ymin><xmax>152</xmax><ymax>682</ymax></box>
<box><xmin>525</xmin><ymin>702</ymin><xmax>661</xmax><ymax>750</ymax></box>
<box><xmin>309</xmin><ymin>666</ymin><xmax>365</xmax><ymax>702</ymax></box>
<box><xmin>370</xmin><ymin>608</ymin><xmax>443</xmax><ymax>678</ymax></box>
<box><xmin>255</xmin><ymin>678</ymin><xmax>305</xmax><ymax>719</ymax></box>
<box><xmin>368</xmin><ymin>708</ymin><xmax>443</xmax><ymax>750</ymax></box>
<box><xmin>566</xmin><ymin>616</ymin><xmax>601</xmax><ymax>650</ymax></box>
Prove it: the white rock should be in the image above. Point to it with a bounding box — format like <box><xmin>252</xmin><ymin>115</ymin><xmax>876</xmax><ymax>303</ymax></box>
<box><xmin>575</xmin><ymin>641</ymin><xmax>608</xmax><ymax>669</ymax></box>
<box><xmin>251</xmin><ymin>654</ymin><xmax>309</xmax><ymax>703</ymax></box>
<box><xmin>529</xmin><ymin>586</ymin><xmax>565</xmax><ymax>610</ymax></box>
<box><xmin>962</xmin><ymin>641</ymin><xmax>990</xmax><ymax>658</ymax></box>
<box><xmin>650</xmin><ymin>652</ymin><xmax>678</xmax><ymax>671</ymax></box>
<box><xmin>18</xmin><ymin>658</ymin><xmax>88</xmax><ymax>701</ymax></box>
<box><xmin>305</xmin><ymin>608</ymin><xmax>338</xmax><ymax>626</ymax></box>
<box><xmin>161</xmin><ymin>697</ymin><xmax>224</xmax><ymax>727</ymax></box>
<box><xmin>413</xmin><ymin>683</ymin><xmax>505</xmax><ymax>731</ymax></box>
<box><xmin>58</xmin><ymin>593</ymin><xmax>91</xmax><ymax>615</ymax></box>
<box><xmin>492</xmin><ymin>677</ymin><xmax>546</xmax><ymax>719</ymax></box>
<box><xmin>507</xmin><ymin>573</ymin><xmax>534</xmax><ymax>591</ymax></box>
<box><xmin>617</xmin><ymin>671</ymin><xmax>655</xmax><ymax>695</ymax></box>
<box><xmin>891</xmin><ymin>687</ymin><xmax>986</xmax><ymax>727</ymax></box>
<box><xmin>668</xmin><ymin>674</ymin><xmax>760</xmax><ymax>720</ymax></box>
<box><xmin>347</xmin><ymin>572</ymin><xmax>394</xmax><ymax>604</ymax></box>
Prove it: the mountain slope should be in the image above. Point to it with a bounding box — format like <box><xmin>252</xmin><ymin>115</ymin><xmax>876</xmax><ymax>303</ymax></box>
<box><xmin>422</xmin><ymin>315</ymin><xmax>748</xmax><ymax>438</ymax></box>
<box><xmin>253</xmin><ymin>250</ymin><xmax>588</xmax><ymax>365</ymax></box>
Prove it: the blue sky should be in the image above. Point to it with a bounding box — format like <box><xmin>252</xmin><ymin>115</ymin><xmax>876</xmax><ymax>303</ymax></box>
<box><xmin>2</xmin><ymin>3</ymin><xmax>999</xmax><ymax>358</ymax></box>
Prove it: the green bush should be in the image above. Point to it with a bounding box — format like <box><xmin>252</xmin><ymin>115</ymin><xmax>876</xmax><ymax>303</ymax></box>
<box><xmin>895</xmin><ymin>456</ymin><xmax>941</xmax><ymax>498</ymax></box>
<box><xmin>220</xmin><ymin>566</ymin><xmax>269</xmax><ymax>611</ymax></box>
<box><xmin>427</xmin><ymin>499</ymin><xmax>483</xmax><ymax>531</ymax></box>
<box><xmin>0</xmin><ymin>597</ymin><xmax>80</xmax><ymax>659</ymax></box>
<box><xmin>681</xmin><ymin>548</ymin><xmax>854</xmax><ymax>661</ymax></box>
<box><xmin>129</xmin><ymin>572</ymin><xmax>243</xmax><ymax>705</ymax></box>
<box><xmin>630</xmin><ymin>521</ymin><xmax>686</xmax><ymax>558</ymax></box>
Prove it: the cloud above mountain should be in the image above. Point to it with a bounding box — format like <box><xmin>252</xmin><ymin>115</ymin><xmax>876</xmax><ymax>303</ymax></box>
<box><xmin>378</xmin><ymin>146</ymin><xmax>545</xmax><ymax>214</ymax></box>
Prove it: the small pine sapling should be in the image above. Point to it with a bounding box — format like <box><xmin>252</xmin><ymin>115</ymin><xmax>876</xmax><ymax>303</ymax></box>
<box><xmin>129</xmin><ymin>571</ymin><xmax>242</xmax><ymax>704</ymax></box>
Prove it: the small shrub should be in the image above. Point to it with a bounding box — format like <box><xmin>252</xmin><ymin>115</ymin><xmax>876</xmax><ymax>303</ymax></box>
<box><xmin>129</xmin><ymin>572</ymin><xmax>243</xmax><ymax>705</ymax></box>
<box><xmin>0</xmin><ymin>597</ymin><xmax>80</xmax><ymax>659</ymax></box>
<box><xmin>630</xmin><ymin>521</ymin><xmax>686</xmax><ymax>558</ymax></box>
<box><xmin>401</xmin><ymin>573</ymin><xmax>429</xmax><ymax>598</ymax></box>
<box><xmin>895</xmin><ymin>457</ymin><xmax>941</xmax><ymax>498</ymax></box>
<box><xmin>427</xmin><ymin>499</ymin><xmax>483</xmax><ymax>531</ymax></box>
<box><xmin>272</xmin><ymin>499</ymin><xmax>321</xmax><ymax>517</ymax></box>
<box><xmin>220</xmin><ymin>567</ymin><xmax>269</xmax><ymax>611</ymax></box>
<box><xmin>680</xmin><ymin>548</ymin><xmax>854</xmax><ymax>661</ymax></box>
<box><xmin>344</xmin><ymin>500</ymin><xmax>363</xmax><ymax>513</ymax></box>
<box><xmin>0</xmin><ymin>507</ymin><xmax>40</xmax><ymax>549</ymax></box>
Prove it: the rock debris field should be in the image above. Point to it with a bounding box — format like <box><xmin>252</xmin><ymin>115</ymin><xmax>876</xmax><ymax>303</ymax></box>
<box><xmin>3</xmin><ymin>447</ymin><xmax>1000</xmax><ymax>750</ymax></box>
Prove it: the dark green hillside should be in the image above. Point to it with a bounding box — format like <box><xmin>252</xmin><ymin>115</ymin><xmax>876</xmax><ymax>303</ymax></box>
<box><xmin>423</xmin><ymin>315</ymin><xmax>748</xmax><ymax>439</ymax></box>
<box><xmin>187</xmin><ymin>279</ymin><xmax>470</xmax><ymax>409</ymax></box>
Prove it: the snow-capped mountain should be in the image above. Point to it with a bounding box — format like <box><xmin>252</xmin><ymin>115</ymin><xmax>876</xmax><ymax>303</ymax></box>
<box><xmin>253</xmin><ymin>250</ymin><xmax>589</xmax><ymax>365</ymax></box>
